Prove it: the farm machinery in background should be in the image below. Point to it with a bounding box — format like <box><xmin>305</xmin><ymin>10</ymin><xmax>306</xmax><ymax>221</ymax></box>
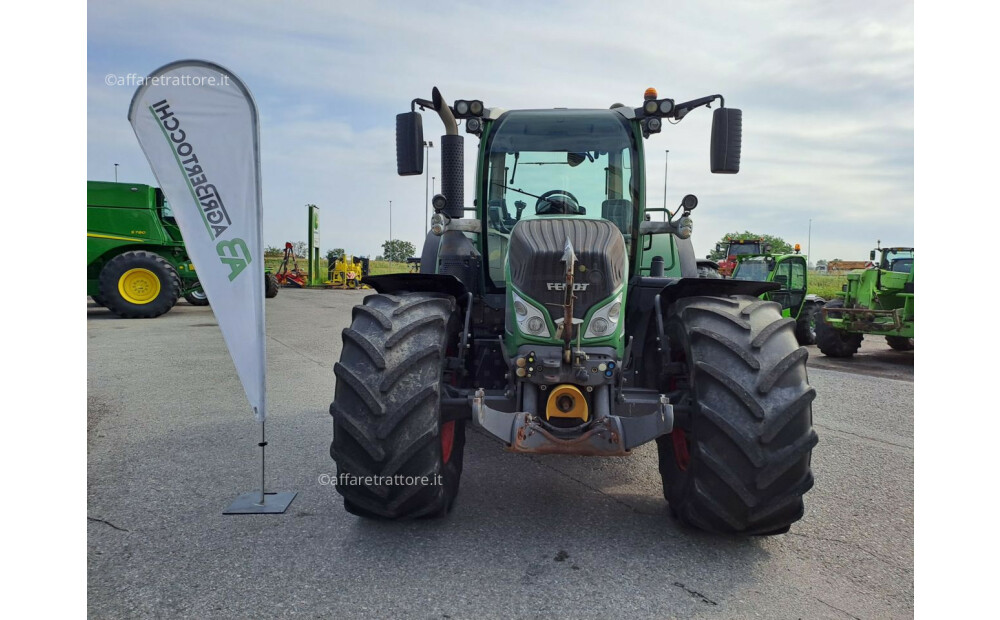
<box><xmin>327</xmin><ymin>85</ymin><xmax>817</xmax><ymax>536</ymax></box>
<box><xmin>730</xmin><ymin>244</ymin><xmax>825</xmax><ymax>345</ymax></box>
<box><xmin>273</xmin><ymin>242</ymin><xmax>308</xmax><ymax>288</ymax></box>
<box><xmin>714</xmin><ymin>237</ymin><xmax>765</xmax><ymax>277</ymax></box>
<box><xmin>326</xmin><ymin>254</ymin><xmax>370</xmax><ymax>289</ymax></box>
<box><xmin>87</xmin><ymin>181</ymin><xmax>277</xmax><ymax>317</ymax></box>
<box><xmin>816</xmin><ymin>243</ymin><xmax>913</xmax><ymax>357</ymax></box>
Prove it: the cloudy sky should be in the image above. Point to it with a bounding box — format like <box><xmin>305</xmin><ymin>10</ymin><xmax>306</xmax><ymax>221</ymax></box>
<box><xmin>87</xmin><ymin>0</ymin><xmax>913</xmax><ymax>262</ymax></box>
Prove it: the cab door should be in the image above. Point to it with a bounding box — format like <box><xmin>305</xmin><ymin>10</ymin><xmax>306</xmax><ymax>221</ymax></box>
<box><xmin>770</xmin><ymin>256</ymin><xmax>807</xmax><ymax>317</ymax></box>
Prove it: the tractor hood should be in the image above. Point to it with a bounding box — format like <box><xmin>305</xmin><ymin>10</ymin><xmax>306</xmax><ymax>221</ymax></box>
<box><xmin>507</xmin><ymin>218</ymin><xmax>626</xmax><ymax>319</ymax></box>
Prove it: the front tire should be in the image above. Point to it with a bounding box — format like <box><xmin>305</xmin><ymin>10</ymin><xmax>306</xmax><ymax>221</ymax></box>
<box><xmin>815</xmin><ymin>299</ymin><xmax>863</xmax><ymax>357</ymax></box>
<box><xmin>885</xmin><ymin>335</ymin><xmax>913</xmax><ymax>351</ymax></box>
<box><xmin>265</xmin><ymin>272</ymin><xmax>279</xmax><ymax>298</ymax></box>
<box><xmin>98</xmin><ymin>251</ymin><xmax>181</xmax><ymax>319</ymax></box>
<box><xmin>656</xmin><ymin>296</ymin><xmax>818</xmax><ymax>535</ymax></box>
<box><xmin>330</xmin><ymin>293</ymin><xmax>465</xmax><ymax>518</ymax></box>
<box><xmin>795</xmin><ymin>303</ymin><xmax>820</xmax><ymax>346</ymax></box>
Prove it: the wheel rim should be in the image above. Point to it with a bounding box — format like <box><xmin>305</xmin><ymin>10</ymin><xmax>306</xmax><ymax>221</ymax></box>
<box><xmin>191</xmin><ymin>289</ymin><xmax>207</xmax><ymax>301</ymax></box>
<box><xmin>118</xmin><ymin>268</ymin><xmax>161</xmax><ymax>304</ymax></box>
<box><xmin>440</xmin><ymin>421</ymin><xmax>455</xmax><ymax>464</ymax></box>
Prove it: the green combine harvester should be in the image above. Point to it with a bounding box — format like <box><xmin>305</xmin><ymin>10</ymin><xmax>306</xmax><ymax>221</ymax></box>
<box><xmin>730</xmin><ymin>245</ymin><xmax>825</xmax><ymax>345</ymax></box>
<box><xmin>328</xmin><ymin>86</ymin><xmax>818</xmax><ymax>535</ymax></box>
<box><xmin>87</xmin><ymin>180</ymin><xmax>278</xmax><ymax>318</ymax></box>
<box><xmin>816</xmin><ymin>243</ymin><xmax>914</xmax><ymax>357</ymax></box>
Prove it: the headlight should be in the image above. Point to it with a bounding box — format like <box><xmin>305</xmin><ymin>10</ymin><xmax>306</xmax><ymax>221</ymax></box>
<box><xmin>584</xmin><ymin>292</ymin><xmax>624</xmax><ymax>339</ymax></box>
<box><xmin>512</xmin><ymin>291</ymin><xmax>551</xmax><ymax>338</ymax></box>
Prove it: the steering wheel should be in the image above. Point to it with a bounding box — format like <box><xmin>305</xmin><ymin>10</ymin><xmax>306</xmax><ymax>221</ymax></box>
<box><xmin>535</xmin><ymin>190</ymin><xmax>582</xmax><ymax>215</ymax></box>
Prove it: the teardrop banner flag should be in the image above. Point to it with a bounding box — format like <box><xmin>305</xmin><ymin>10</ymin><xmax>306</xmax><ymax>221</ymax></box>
<box><xmin>128</xmin><ymin>60</ymin><xmax>266</xmax><ymax>423</ymax></box>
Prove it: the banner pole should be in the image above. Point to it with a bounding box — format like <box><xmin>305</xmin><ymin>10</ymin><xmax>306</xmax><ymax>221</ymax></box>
<box><xmin>258</xmin><ymin>420</ymin><xmax>267</xmax><ymax>505</ymax></box>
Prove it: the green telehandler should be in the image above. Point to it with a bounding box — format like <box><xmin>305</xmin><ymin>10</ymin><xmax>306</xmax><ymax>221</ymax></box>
<box><xmin>816</xmin><ymin>243</ymin><xmax>913</xmax><ymax>357</ymax></box>
<box><xmin>329</xmin><ymin>87</ymin><xmax>817</xmax><ymax>535</ymax></box>
<box><xmin>730</xmin><ymin>246</ymin><xmax>825</xmax><ymax>345</ymax></box>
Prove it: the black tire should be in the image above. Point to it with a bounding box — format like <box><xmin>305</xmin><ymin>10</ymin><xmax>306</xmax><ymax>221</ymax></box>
<box><xmin>815</xmin><ymin>299</ymin><xmax>863</xmax><ymax>357</ymax></box>
<box><xmin>885</xmin><ymin>335</ymin><xmax>913</xmax><ymax>351</ymax></box>
<box><xmin>656</xmin><ymin>296</ymin><xmax>818</xmax><ymax>535</ymax></box>
<box><xmin>184</xmin><ymin>287</ymin><xmax>210</xmax><ymax>306</ymax></box>
<box><xmin>91</xmin><ymin>294</ymin><xmax>106</xmax><ymax>308</ymax></box>
<box><xmin>330</xmin><ymin>293</ymin><xmax>465</xmax><ymax>519</ymax></box>
<box><xmin>265</xmin><ymin>273</ymin><xmax>279</xmax><ymax>298</ymax></box>
<box><xmin>98</xmin><ymin>251</ymin><xmax>181</xmax><ymax>319</ymax></box>
<box><xmin>794</xmin><ymin>302</ymin><xmax>820</xmax><ymax>346</ymax></box>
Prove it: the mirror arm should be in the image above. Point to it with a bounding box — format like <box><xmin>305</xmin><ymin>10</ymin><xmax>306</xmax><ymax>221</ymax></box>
<box><xmin>670</xmin><ymin>94</ymin><xmax>724</xmax><ymax>120</ymax></box>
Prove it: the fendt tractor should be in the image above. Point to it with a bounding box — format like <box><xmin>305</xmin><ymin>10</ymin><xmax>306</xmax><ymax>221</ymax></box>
<box><xmin>730</xmin><ymin>245</ymin><xmax>825</xmax><ymax>346</ymax></box>
<box><xmin>816</xmin><ymin>243</ymin><xmax>914</xmax><ymax>357</ymax></box>
<box><xmin>87</xmin><ymin>181</ymin><xmax>278</xmax><ymax>318</ymax></box>
<box><xmin>329</xmin><ymin>87</ymin><xmax>818</xmax><ymax>535</ymax></box>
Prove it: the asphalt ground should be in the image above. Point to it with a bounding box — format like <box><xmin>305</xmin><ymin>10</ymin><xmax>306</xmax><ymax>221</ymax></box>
<box><xmin>87</xmin><ymin>288</ymin><xmax>913</xmax><ymax>619</ymax></box>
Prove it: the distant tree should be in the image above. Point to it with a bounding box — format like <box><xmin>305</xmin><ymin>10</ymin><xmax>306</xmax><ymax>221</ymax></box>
<box><xmin>326</xmin><ymin>248</ymin><xmax>345</xmax><ymax>262</ymax></box>
<box><xmin>708</xmin><ymin>231</ymin><xmax>794</xmax><ymax>260</ymax></box>
<box><xmin>292</xmin><ymin>241</ymin><xmax>308</xmax><ymax>257</ymax></box>
<box><xmin>815</xmin><ymin>259</ymin><xmax>828</xmax><ymax>267</ymax></box>
<box><xmin>264</xmin><ymin>245</ymin><xmax>283</xmax><ymax>256</ymax></box>
<box><xmin>382</xmin><ymin>239</ymin><xmax>416</xmax><ymax>263</ymax></box>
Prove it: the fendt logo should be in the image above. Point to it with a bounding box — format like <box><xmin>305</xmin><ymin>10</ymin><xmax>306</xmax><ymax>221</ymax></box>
<box><xmin>547</xmin><ymin>282</ymin><xmax>589</xmax><ymax>291</ymax></box>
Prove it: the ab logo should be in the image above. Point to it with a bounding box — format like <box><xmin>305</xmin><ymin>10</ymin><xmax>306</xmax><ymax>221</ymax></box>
<box><xmin>217</xmin><ymin>238</ymin><xmax>252</xmax><ymax>281</ymax></box>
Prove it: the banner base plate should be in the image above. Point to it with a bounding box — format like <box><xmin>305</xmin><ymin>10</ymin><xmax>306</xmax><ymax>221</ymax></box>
<box><xmin>224</xmin><ymin>491</ymin><xmax>297</xmax><ymax>515</ymax></box>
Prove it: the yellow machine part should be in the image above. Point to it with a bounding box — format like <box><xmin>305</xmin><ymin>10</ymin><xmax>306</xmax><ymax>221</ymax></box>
<box><xmin>326</xmin><ymin>255</ymin><xmax>368</xmax><ymax>289</ymax></box>
<box><xmin>545</xmin><ymin>384</ymin><xmax>589</xmax><ymax>422</ymax></box>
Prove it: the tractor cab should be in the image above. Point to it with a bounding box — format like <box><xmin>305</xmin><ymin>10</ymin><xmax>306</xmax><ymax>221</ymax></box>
<box><xmin>482</xmin><ymin>110</ymin><xmax>637</xmax><ymax>288</ymax></box>
<box><xmin>874</xmin><ymin>247</ymin><xmax>914</xmax><ymax>273</ymax></box>
<box><xmin>731</xmin><ymin>253</ymin><xmax>807</xmax><ymax>317</ymax></box>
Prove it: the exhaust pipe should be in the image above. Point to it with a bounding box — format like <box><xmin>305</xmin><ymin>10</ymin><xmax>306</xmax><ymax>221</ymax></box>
<box><xmin>431</xmin><ymin>87</ymin><xmax>464</xmax><ymax>219</ymax></box>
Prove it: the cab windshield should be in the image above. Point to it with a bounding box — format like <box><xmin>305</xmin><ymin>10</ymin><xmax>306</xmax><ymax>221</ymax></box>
<box><xmin>482</xmin><ymin>110</ymin><xmax>638</xmax><ymax>287</ymax></box>
<box><xmin>881</xmin><ymin>248</ymin><xmax>914</xmax><ymax>273</ymax></box>
<box><xmin>732</xmin><ymin>257</ymin><xmax>772</xmax><ymax>281</ymax></box>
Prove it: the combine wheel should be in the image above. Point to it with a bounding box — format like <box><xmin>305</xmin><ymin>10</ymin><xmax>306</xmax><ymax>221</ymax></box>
<box><xmin>98</xmin><ymin>251</ymin><xmax>181</xmax><ymax>319</ymax></box>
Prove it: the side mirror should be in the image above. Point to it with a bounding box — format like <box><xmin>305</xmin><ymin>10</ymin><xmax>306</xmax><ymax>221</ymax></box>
<box><xmin>396</xmin><ymin>112</ymin><xmax>424</xmax><ymax>176</ymax></box>
<box><xmin>710</xmin><ymin>108</ymin><xmax>742</xmax><ymax>174</ymax></box>
<box><xmin>681</xmin><ymin>194</ymin><xmax>698</xmax><ymax>211</ymax></box>
<box><xmin>870</xmin><ymin>250</ymin><xmax>876</xmax><ymax>261</ymax></box>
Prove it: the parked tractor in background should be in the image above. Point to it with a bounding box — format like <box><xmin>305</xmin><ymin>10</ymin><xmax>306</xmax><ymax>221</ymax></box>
<box><xmin>730</xmin><ymin>244</ymin><xmax>825</xmax><ymax>345</ymax></box>
<box><xmin>816</xmin><ymin>243</ymin><xmax>914</xmax><ymax>357</ymax></box>
<box><xmin>328</xmin><ymin>86</ymin><xmax>817</xmax><ymax>536</ymax></box>
<box><xmin>714</xmin><ymin>237</ymin><xmax>765</xmax><ymax>277</ymax></box>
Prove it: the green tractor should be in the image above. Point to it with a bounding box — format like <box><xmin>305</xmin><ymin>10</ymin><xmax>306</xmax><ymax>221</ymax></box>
<box><xmin>88</xmin><ymin>181</ymin><xmax>279</xmax><ymax>318</ymax></box>
<box><xmin>329</xmin><ymin>87</ymin><xmax>817</xmax><ymax>535</ymax></box>
<box><xmin>730</xmin><ymin>245</ymin><xmax>825</xmax><ymax>345</ymax></box>
<box><xmin>816</xmin><ymin>243</ymin><xmax>913</xmax><ymax>357</ymax></box>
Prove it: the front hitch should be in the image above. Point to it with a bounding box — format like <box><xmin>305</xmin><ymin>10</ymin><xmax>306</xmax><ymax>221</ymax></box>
<box><xmin>471</xmin><ymin>388</ymin><xmax>673</xmax><ymax>456</ymax></box>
